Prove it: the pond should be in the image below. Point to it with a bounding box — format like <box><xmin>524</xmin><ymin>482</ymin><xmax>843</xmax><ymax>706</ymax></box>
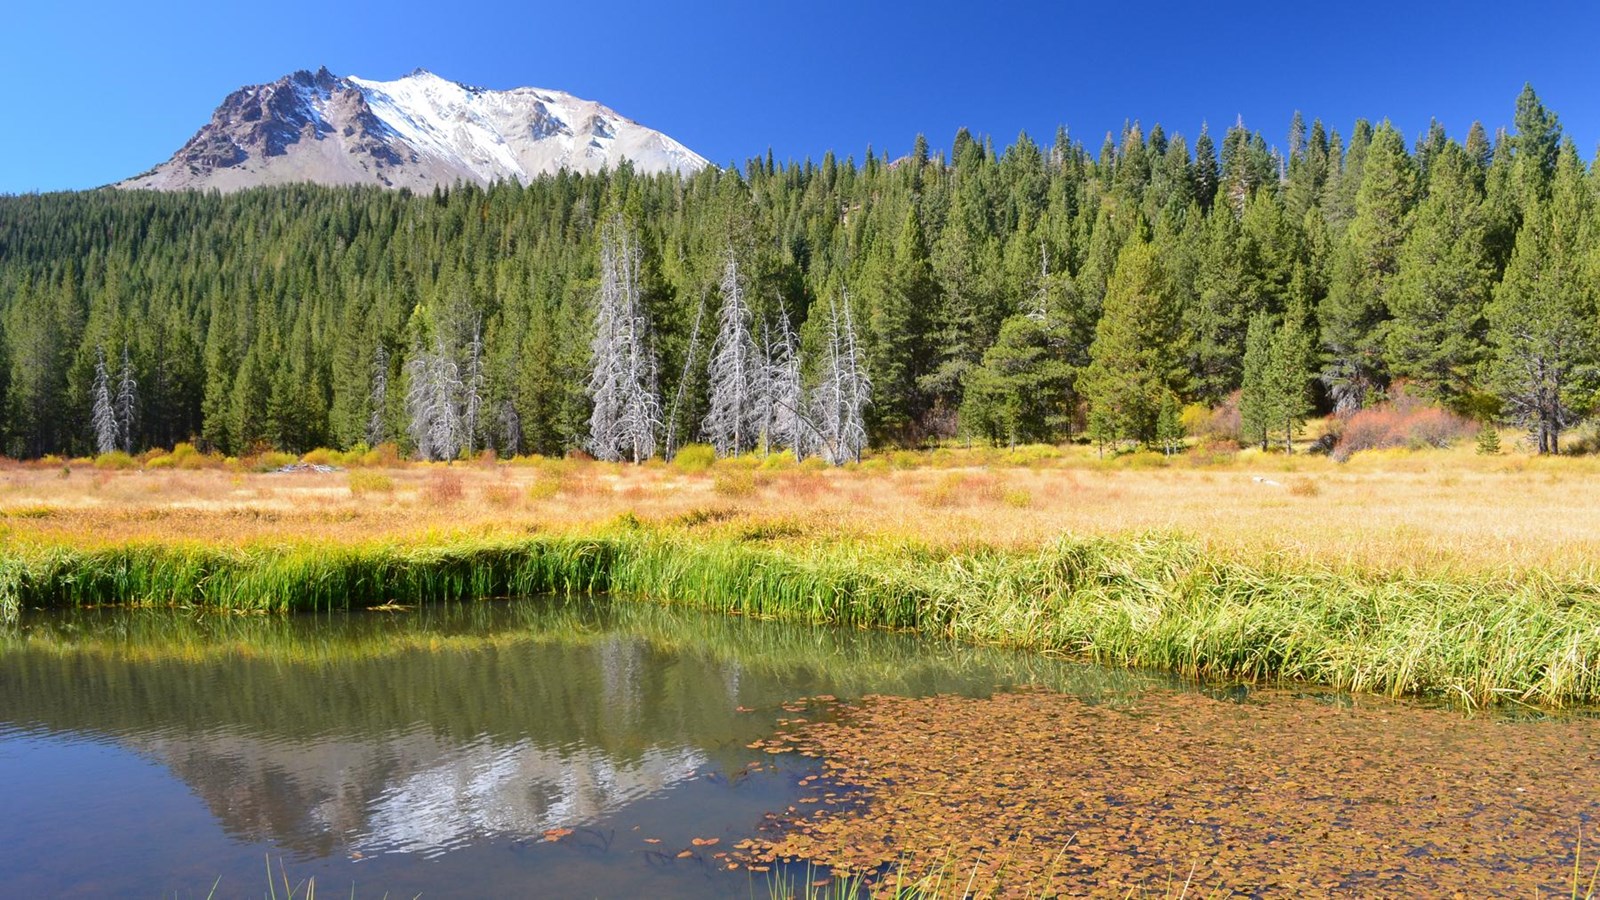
<box><xmin>2</xmin><ymin>598</ymin><xmax>1596</xmax><ymax>897</ymax></box>
<box><xmin>0</xmin><ymin>599</ymin><xmax>1167</xmax><ymax>897</ymax></box>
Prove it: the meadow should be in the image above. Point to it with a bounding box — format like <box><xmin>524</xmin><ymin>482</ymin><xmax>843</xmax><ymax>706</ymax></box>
<box><xmin>4</xmin><ymin>436</ymin><xmax>1600</xmax><ymax>706</ymax></box>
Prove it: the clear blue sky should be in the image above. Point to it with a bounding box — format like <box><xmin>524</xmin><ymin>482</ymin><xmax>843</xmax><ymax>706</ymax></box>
<box><xmin>4</xmin><ymin>1</ymin><xmax>1599</xmax><ymax>193</ymax></box>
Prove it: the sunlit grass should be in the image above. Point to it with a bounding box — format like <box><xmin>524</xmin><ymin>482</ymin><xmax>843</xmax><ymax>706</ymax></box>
<box><xmin>5</xmin><ymin>438</ymin><xmax>1600</xmax><ymax>706</ymax></box>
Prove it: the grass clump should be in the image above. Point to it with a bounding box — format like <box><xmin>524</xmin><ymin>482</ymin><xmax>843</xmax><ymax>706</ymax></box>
<box><xmin>347</xmin><ymin>471</ymin><xmax>394</xmax><ymax>497</ymax></box>
<box><xmin>423</xmin><ymin>470</ymin><xmax>465</xmax><ymax>505</ymax></box>
<box><xmin>713</xmin><ymin>469</ymin><xmax>759</xmax><ymax>498</ymax></box>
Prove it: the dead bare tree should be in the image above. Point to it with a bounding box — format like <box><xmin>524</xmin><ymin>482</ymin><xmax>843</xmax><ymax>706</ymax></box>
<box><xmin>704</xmin><ymin>250</ymin><xmax>764</xmax><ymax>457</ymax></box>
<box><xmin>587</xmin><ymin>218</ymin><xmax>661</xmax><ymax>462</ymax></box>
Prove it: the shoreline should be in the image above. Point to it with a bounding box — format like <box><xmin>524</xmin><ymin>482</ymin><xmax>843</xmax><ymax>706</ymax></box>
<box><xmin>5</xmin><ymin>526</ymin><xmax>1600</xmax><ymax>708</ymax></box>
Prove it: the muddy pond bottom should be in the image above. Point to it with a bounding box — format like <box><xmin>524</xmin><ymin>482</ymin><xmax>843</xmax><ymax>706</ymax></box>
<box><xmin>0</xmin><ymin>597</ymin><xmax>1595</xmax><ymax>897</ymax></box>
<box><xmin>747</xmin><ymin>689</ymin><xmax>1600</xmax><ymax>896</ymax></box>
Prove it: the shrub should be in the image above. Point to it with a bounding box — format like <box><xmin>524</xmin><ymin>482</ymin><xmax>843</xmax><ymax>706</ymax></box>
<box><xmin>526</xmin><ymin>477</ymin><xmax>562</xmax><ymax>501</ymax></box>
<box><xmin>245</xmin><ymin>451</ymin><xmax>298</xmax><ymax>473</ymax></box>
<box><xmin>1122</xmin><ymin>450</ymin><xmax>1169</xmax><ymax>470</ymax></box>
<box><xmin>1187</xmin><ymin>439</ymin><xmax>1240</xmax><ymax>467</ymax></box>
<box><xmin>673</xmin><ymin>444</ymin><xmax>716</xmax><ymax>472</ymax></box>
<box><xmin>760</xmin><ymin>450</ymin><xmax>797</xmax><ymax>471</ymax></box>
<box><xmin>361</xmin><ymin>443</ymin><xmax>403</xmax><ymax>468</ymax></box>
<box><xmin>347</xmin><ymin>471</ymin><xmax>394</xmax><ymax>497</ymax></box>
<box><xmin>169</xmin><ymin>442</ymin><xmax>215</xmax><ymax>470</ymax></box>
<box><xmin>1183</xmin><ymin>394</ymin><xmax>1243</xmax><ymax>443</ymax></box>
<box><xmin>301</xmin><ymin>448</ymin><xmax>337</xmax><ymax>467</ymax></box>
<box><xmin>1332</xmin><ymin>399</ymin><xmax>1476</xmax><ymax>461</ymax></box>
<box><xmin>889</xmin><ymin>450</ymin><xmax>922</xmax><ymax>470</ymax></box>
<box><xmin>145</xmin><ymin>454</ymin><xmax>175</xmax><ymax>470</ymax></box>
<box><xmin>92</xmin><ymin>451</ymin><xmax>137</xmax><ymax>470</ymax></box>
<box><xmin>1001</xmin><ymin>488</ymin><xmax>1033</xmax><ymax>508</ymax></box>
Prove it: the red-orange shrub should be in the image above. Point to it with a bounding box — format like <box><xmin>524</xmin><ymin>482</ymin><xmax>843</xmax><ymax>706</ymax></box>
<box><xmin>1332</xmin><ymin>389</ymin><xmax>1477</xmax><ymax>461</ymax></box>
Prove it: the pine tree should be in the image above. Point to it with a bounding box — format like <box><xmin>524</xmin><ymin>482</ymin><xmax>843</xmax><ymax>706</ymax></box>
<box><xmin>1512</xmin><ymin>83</ymin><xmax>1562</xmax><ymax>206</ymax></box>
<box><xmin>1079</xmin><ymin>239</ymin><xmax>1185</xmax><ymax>447</ymax></box>
<box><xmin>367</xmin><ymin>343</ymin><xmax>389</xmax><ymax>447</ymax></box>
<box><xmin>1319</xmin><ymin>122</ymin><xmax>1415</xmax><ymax>410</ymax></box>
<box><xmin>1485</xmin><ymin>143</ymin><xmax>1595</xmax><ymax>454</ymax></box>
<box><xmin>867</xmin><ymin>204</ymin><xmax>937</xmax><ymax>440</ymax></box>
<box><xmin>1268</xmin><ymin>300</ymin><xmax>1315</xmax><ymax>452</ymax></box>
<box><xmin>462</xmin><ymin>315</ymin><xmax>485</xmax><ymax>455</ymax></box>
<box><xmin>959</xmin><ymin>314</ymin><xmax>1074</xmax><ymax>447</ymax></box>
<box><xmin>405</xmin><ymin>336</ymin><xmax>464</xmax><ymax>461</ymax></box>
<box><xmin>1386</xmin><ymin>141</ymin><xmax>1493</xmax><ymax>407</ymax></box>
<box><xmin>1238</xmin><ymin>313</ymin><xmax>1275</xmax><ymax>450</ymax></box>
<box><xmin>1475</xmin><ymin>424</ymin><xmax>1501</xmax><ymax>455</ymax></box>
<box><xmin>1193</xmin><ymin>124</ymin><xmax>1219</xmax><ymax>212</ymax></box>
<box><xmin>764</xmin><ymin>300</ymin><xmax>806</xmax><ymax>457</ymax></box>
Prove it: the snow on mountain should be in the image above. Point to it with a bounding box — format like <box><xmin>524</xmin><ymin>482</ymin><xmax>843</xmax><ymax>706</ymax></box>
<box><xmin>118</xmin><ymin>68</ymin><xmax>709</xmax><ymax>192</ymax></box>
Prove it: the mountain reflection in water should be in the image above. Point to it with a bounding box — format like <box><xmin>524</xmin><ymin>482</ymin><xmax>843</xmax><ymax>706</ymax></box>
<box><xmin>0</xmin><ymin>598</ymin><xmax>1148</xmax><ymax>897</ymax></box>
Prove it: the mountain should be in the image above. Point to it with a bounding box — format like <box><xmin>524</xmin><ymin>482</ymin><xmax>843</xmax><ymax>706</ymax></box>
<box><xmin>118</xmin><ymin>67</ymin><xmax>709</xmax><ymax>192</ymax></box>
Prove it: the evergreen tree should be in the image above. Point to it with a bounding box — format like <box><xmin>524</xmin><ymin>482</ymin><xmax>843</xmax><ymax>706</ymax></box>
<box><xmin>1386</xmin><ymin>142</ymin><xmax>1493</xmax><ymax>406</ymax></box>
<box><xmin>1238</xmin><ymin>313</ymin><xmax>1275</xmax><ymax>450</ymax></box>
<box><xmin>1485</xmin><ymin>143</ymin><xmax>1595</xmax><ymax>454</ymax></box>
<box><xmin>1080</xmin><ymin>239</ymin><xmax>1185</xmax><ymax>447</ymax></box>
<box><xmin>959</xmin><ymin>314</ymin><xmax>1074</xmax><ymax>447</ymax></box>
<box><xmin>1319</xmin><ymin>122</ymin><xmax>1415</xmax><ymax>410</ymax></box>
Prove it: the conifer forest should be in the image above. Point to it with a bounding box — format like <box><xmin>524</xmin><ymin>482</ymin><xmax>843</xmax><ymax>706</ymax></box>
<box><xmin>0</xmin><ymin>85</ymin><xmax>1590</xmax><ymax>461</ymax></box>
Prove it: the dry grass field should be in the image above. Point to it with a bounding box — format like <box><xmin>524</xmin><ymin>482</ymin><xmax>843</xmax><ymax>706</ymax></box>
<box><xmin>2</xmin><ymin>438</ymin><xmax>1598</xmax><ymax>576</ymax></box>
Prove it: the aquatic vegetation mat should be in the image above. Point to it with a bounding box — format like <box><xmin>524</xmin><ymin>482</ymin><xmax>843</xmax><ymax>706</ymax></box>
<box><xmin>739</xmin><ymin>688</ymin><xmax>1600</xmax><ymax>896</ymax></box>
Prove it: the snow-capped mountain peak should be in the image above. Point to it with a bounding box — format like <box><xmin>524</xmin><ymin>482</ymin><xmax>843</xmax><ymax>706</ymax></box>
<box><xmin>119</xmin><ymin>68</ymin><xmax>708</xmax><ymax>192</ymax></box>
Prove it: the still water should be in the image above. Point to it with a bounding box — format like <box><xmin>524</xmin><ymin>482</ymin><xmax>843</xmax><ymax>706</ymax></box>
<box><xmin>0</xmin><ymin>598</ymin><xmax>1170</xmax><ymax>897</ymax></box>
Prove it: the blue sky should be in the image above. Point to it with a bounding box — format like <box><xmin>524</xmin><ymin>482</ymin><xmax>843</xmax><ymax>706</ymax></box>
<box><xmin>4</xmin><ymin>1</ymin><xmax>1599</xmax><ymax>193</ymax></box>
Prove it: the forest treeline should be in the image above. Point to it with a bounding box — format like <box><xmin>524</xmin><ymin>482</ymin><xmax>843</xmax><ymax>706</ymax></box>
<box><xmin>0</xmin><ymin>85</ymin><xmax>1593</xmax><ymax>459</ymax></box>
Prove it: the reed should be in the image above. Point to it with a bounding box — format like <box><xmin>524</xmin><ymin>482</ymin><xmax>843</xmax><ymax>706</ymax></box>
<box><xmin>6</xmin><ymin>526</ymin><xmax>1600</xmax><ymax>707</ymax></box>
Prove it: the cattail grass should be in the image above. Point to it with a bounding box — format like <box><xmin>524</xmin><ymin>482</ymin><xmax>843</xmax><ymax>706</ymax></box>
<box><xmin>4</xmin><ymin>528</ymin><xmax>1600</xmax><ymax>707</ymax></box>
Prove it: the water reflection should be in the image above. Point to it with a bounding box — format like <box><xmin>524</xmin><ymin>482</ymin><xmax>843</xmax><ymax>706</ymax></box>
<box><xmin>0</xmin><ymin>599</ymin><xmax>1160</xmax><ymax>896</ymax></box>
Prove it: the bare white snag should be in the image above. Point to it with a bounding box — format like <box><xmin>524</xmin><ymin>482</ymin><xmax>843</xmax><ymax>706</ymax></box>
<box><xmin>811</xmin><ymin>291</ymin><xmax>871</xmax><ymax>465</ymax></box>
<box><xmin>704</xmin><ymin>250</ymin><xmax>764</xmax><ymax>457</ymax></box>
<box><xmin>91</xmin><ymin>347</ymin><xmax>118</xmax><ymax>455</ymax></box>
<box><xmin>405</xmin><ymin>336</ymin><xmax>465</xmax><ymax>461</ymax></box>
<box><xmin>587</xmin><ymin>218</ymin><xmax>661</xmax><ymax>463</ymax></box>
<box><xmin>765</xmin><ymin>299</ymin><xmax>807</xmax><ymax>458</ymax></box>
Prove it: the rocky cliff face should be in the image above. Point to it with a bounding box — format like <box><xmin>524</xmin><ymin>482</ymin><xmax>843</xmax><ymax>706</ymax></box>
<box><xmin>120</xmin><ymin>68</ymin><xmax>707</xmax><ymax>192</ymax></box>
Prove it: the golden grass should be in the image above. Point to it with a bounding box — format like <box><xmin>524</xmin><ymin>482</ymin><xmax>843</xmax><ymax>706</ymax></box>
<box><xmin>1</xmin><ymin>437</ymin><xmax>1596</xmax><ymax>578</ymax></box>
